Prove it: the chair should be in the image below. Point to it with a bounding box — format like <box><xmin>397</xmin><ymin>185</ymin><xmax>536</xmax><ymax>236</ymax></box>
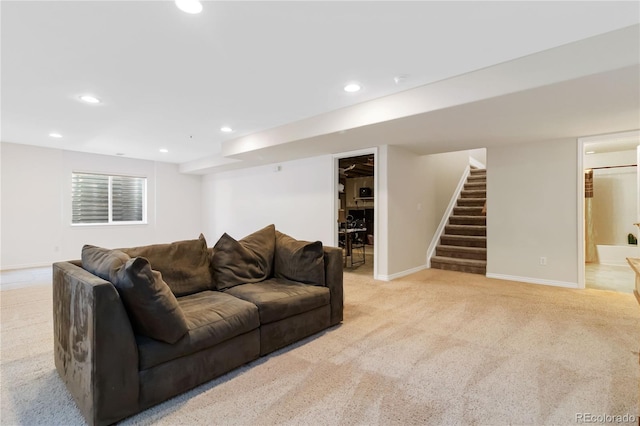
<box><xmin>343</xmin><ymin>216</ymin><xmax>365</xmax><ymax>268</ymax></box>
<box><xmin>349</xmin><ymin>230</ymin><xmax>366</xmax><ymax>267</ymax></box>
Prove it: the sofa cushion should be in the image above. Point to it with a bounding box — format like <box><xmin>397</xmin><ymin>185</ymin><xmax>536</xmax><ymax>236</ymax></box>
<box><xmin>122</xmin><ymin>234</ymin><xmax>212</xmax><ymax>296</ymax></box>
<box><xmin>81</xmin><ymin>244</ymin><xmax>130</xmax><ymax>282</ymax></box>
<box><xmin>137</xmin><ymin>291</ymin><xmax>260</xmax><ymax>370</ymax></box>
<box><xmin>274</xmin><ymin>231</ymin><xmax>325</xmax><ymax>286</ymax></box>
<box><xmin>82</xmin><ymin>245</ymin><xmax>188</xmax><ymax>343</ymax></box>
<box><xmin>224</xmin><ymin>278</ymin><xmax>330</xmax><ymax>325</ymax></box>
<box><xmin>115</xmin><ymin>257</ymin><xmax>190</xmax><ymax>344</ymax></box>
<box><xmin>211</xmin><ymin>224</ymin><xmax>276</xmax><ymax>290</ymax></box>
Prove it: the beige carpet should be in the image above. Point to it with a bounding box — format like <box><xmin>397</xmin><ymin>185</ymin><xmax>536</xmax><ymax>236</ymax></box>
<box><xmin>1</xmin><ymin>268</ymin><xmax>639</xmax><ymax>425</ymax></box>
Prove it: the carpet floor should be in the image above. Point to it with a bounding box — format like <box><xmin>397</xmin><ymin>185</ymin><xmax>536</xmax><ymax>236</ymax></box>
<box><xmin>1</xmin><ymin>268</ymin><xmax>639</xmax><ymax>425</ymax></box>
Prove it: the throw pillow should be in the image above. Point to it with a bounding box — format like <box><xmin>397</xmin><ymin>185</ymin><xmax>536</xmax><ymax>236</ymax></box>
<box><xmin>82</xmin><ymin>244</ymin><xmax>130</xmax><ymax>282</ymax></box>
<box><xmin>122</xmin><ymin>234</ymin><xmax>212</xmax><ymax>296</ymax></box>
<box><xmin>114</xmin><ymin>257</ymin><xmax>189</xmax><ymax>344</ymax></box>
<box><xmin>211</xmin><ymin>224</ymin><xmax>276</xmax><ymax>290</ymax></box>
<box><xmin>274</xmin><ymin>231</ymin><xmax>325</xmax><ymax>286</ymax></box>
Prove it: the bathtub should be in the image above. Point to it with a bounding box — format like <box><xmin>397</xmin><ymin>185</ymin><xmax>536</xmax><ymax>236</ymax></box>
<box><xmin>596</xmin><ymin>244</ymin><xmax>640</xmax><ymax>266</ymax></box>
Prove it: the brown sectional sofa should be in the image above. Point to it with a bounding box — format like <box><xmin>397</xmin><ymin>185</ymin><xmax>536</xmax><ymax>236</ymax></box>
<box><xmin>52</xmin><ymin>225</ymin><xmax>343</xmax><ymax>425</ymax></box>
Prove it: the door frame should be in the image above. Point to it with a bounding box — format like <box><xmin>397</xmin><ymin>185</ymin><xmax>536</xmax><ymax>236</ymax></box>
<box><xmin>578</xmin><ymin>130</ymin><xmax>640</xmax><ymax>290</ymax></box>
<box><xmin>576</xmin><ymin>137</ymin><xmax>586</xmax><ymax>289</ymax></box>
<box><xmin>332</xmin><ymin>147</ymin><xmax>378</xmax><ymax>280</ymax></box>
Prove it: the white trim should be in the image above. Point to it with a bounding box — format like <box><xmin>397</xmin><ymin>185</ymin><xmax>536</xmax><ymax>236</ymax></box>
<box><xmin>576</xmin><ymin>137</ymin><xmax>586</xmax><ymax>289</ymax></box>
<box><xmin>486</xmin><ymin>273</ymin><xmax>579</xmax><ymax>289</ymax></box>
<box><xmin>426</xmin><ymin>165</ymin><xmax>471</xmax><ymax>267</ymax></box>
<box><xmin>0</xmin><ymin>265</ymin><xmax>53</xmax><ymax>291</ymax></box>
<box><xmin>332</xmin><ymin>147</ymin><xmax>378</xmax><ymax>280</ymax></box>
<box><xmin>1</xmin><ymin>282</ymin><xmax>51</xmax><ymax>291</ymax></box>
<box><xmin>377</xmin><ymin>264</ymin><xmax>427</xmax><ymax>282</ymax></box>
<box><xmin>1</xmin><ymin>262</ymin><xmax>55</xmax><ymax>271</ymax></box>
<box><xmin>469</xmin><ymin>157</ymin><xmax>486</xmax><ymax>170</ymax></box>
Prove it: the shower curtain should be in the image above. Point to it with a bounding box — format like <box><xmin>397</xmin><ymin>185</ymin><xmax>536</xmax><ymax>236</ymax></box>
<box><xmin>584</xmin><ymin>169</ymin><xmax>597</xmax><ymax>263</ymax></box>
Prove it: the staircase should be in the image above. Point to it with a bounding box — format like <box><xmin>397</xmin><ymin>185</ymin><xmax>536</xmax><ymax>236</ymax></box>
<box><xmin>431</xmin><ymin>168</ymin><xmax>487</xmax><ymax>275</ymax></box>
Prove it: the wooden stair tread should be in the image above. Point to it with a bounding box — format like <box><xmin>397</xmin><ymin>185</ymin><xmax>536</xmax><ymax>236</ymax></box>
<box><xmin>431</xmin><ymin>256</ymin><xmax>486</xmax><ymax>266</ymax></box>
<box><xmin>431</xmin><ymin>168</ymin><xmax>487</xmax><ymax>275</ymax></box>
<box><xmin>442</xmin><ymin>234</ymin><xmax>486</xmax><ymax>241</ymax></box>
<box><xmin>437</xmin><ymin>245</ymin><xmax>486</xmax><ymax>253</ymax></box>
<box><xmin>446</xmin><ymin>224</ymin><xmax>486</xmax><ymax>230</ymax></box>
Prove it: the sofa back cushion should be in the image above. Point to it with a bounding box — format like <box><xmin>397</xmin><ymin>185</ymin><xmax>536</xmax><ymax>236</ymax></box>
<box><xmin>211</xmin><ymin>224</ymin><xmax>275</xmax><ymax>290</ymax></box>
<box><xmin>81</xmin><ymin>244</ymin><xmax>129</xmax><ymax>282</ymax></box>
<box><xmin>82</xmin><ymin>245</ymin><xmax>189</xmax><ymax>344</ymax></box>
<box><xmin>122</xmin><ymin>234</ymin><xmax>212</xmax><ymax>296</ymax></box>
<box><xmin>274</xmin><ymin>231</ymin><xmax>325</xmax><ymax>286</ymax></box>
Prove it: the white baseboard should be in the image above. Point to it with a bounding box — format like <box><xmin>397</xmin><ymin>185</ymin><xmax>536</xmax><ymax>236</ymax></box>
<box><xmin>486</xmin><ymin>273</ymin><xmax>579</xmax><ymax>289</ymax></box>
<box><xmin>0</xmin><ymin>265</ymin><xmax>53</xmax><ymax>291</ymax></box>
<box><xmin>1</xmin><ymin>262</ymin><xmax>54</xmax><ymax>271</ymax></box>
<box><xmin>378</xmin><ymin>264</ymin><xmax>428</xmax><ymax>281</ymax></box>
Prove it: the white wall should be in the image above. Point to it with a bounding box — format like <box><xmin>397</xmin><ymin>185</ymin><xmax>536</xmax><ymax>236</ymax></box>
<box><xmin>382</xmin><ymin>146</ymin><xmax>471</xmax><ymax>279</ymax></box>
<box><xmin>591</xmin><ymin>167</ymin><xmax>637</xmax><ymax>245</ymax></box>
<box><xmin>202</xmin><ymin>155</ymin><xmax>335</xmax><ymax>246</ymax></box>
<box><xmin>1</xmin><ymin>142</ymin><xmax>202</xmax><ymax>269</ymax></box>
<box><xmin>469</xmin><ymin>148</ymin><xmax>487</xmax><ymax>167</ymax></box>
<box><xmin>385</xmin><ymin>146</ymin><xmax>431</xmax><ymax>277</ymax></box>
<box><xmin>429</xmin><ymin>150</ymin><xmax>472</xmax><ymax>231</ymax></box>
<box><xmin>487</xmin><ymin>138</ymin><xmax>579</xmax><ymax>287</ymax></box>
<box><xmin>377</xmin><ymin>146</ymin><xmax>389</xmax><ymax>278</ymax></box>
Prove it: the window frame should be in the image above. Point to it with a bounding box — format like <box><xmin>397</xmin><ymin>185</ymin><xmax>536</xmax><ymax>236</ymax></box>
<box><xmin>71</xmin><ymin>172</ymin><xmax>148</xmax><ymax>226</ymax></box>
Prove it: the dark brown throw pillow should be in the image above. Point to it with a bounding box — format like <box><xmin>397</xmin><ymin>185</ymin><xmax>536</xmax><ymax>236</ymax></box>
<box><xmin>114</xmin><ymin>257</ymin><xmax>189</xmax><ymax>344</ymax></box>
<box><xmin>122</xmin><ymin>234</ymin><xmax>212</xmax><ymax>296</ymax></box>
<box><xmin>82</xmin><ymin>245</ymin><xmax>130</xmax><ymax>282</ymax></box>
<box><xmin>274</xmin><ymin>231</ymin><xmax>325</xmax><ymax>286</ymax></box>
<box><xmin>211</xmin><ymin>224</ymin><xmax>276</xmax><ymax>290</ymax></box>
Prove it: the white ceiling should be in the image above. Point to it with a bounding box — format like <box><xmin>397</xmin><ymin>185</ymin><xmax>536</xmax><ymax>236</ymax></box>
<box><xmin>2</xmin><ymin>1</ymin><xmax>639</xmax><ymax>169</ymax></box>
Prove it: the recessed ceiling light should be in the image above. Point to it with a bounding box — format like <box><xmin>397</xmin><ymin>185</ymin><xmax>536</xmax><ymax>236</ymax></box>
<box><xmin>49</xmin><ymin>133</ymin><xmax>63</xmax><ymax>138</ymax></box>
<box><xmin>394</xmin><ymin>75</ymin><xmax>409</xmax><ymax>84</ymax></box>
<box><xmin>344</xmin><ymin>83</ymin><xmax>361</xmax><ymax>93</ymax></box>
<box><xmin>220</xmin><ymin>126</ymin><xmax>233</xmax><ymax>133</ymax></box>
<box><xmin>79</xmin><ymin>95</ymin><xmax>101</xmax><ymax>104</ymax></box>
<box><xmin>160</xmin><ymin>148</ymin><xmax>169</xmax><ymax>153</ymax></box>
<box><xmin>175</xmin><ymin>0</ymin><xmax>202</xmax><ymax>14</ymax></box>
<box><xmin>586</xmin><ymin>151</ymin><xmax>596</xmax><ymax>154</ymax></box>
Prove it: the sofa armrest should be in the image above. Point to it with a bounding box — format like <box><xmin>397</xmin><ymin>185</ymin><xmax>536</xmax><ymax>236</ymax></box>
<box><xmin>322</xmin><ymin>246</ymin><xmax>344</xmax><ymax>325</ymax></box>
<box><xmin>53</xmin><ymin>261</ymin><xmax>139</xmax><ymax>426</ymax></box>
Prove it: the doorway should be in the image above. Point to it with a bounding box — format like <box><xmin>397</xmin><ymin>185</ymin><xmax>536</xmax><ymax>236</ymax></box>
<box><xmin>334</xmin><ymin>149</ymin><xmax>376</xmax><ymax>277</ymax></box>
<box><xmin>580</xmin><ymin>131</ymin><xmax>640</xmax><ymax>293</ymax></box>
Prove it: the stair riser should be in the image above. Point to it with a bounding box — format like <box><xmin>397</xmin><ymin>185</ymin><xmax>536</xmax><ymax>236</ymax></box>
<box><xmin>436</xmin><ymin>248</ymin><xmax>487</xmax><ymax>260</ymax></box>
<box><xmin>469</xmin><ymin>169</ymin><xmax>486</xmax><ymax>175</ymax></box>
<box><xmin>457</xmin><ymin>198</ymin><xmax>485</xmax><ymax>207</ymax></box>
<box><xmin>467</xmin><ymin>175</ymin><xmax>486</xmax><ymax>181</ymax></box>
<box><xmin>431</xmin><ymin>261</ymin><xmax>486</xmax><ymax>275</ymax></box>
<box><xmin>453</xmin><ymin>207</ymin><xmax>484</xmax><ymax>216</ymax></box>
<box><xmin>445</xmin><ymin>226</ymin><xmax>486</xmax><ymax>236</ymax></box>
<box><xmin>460</xmin><ymin>190</ymin><xmax>486</xmax><ymax>198</ymax></box>
<box><xmin>449</xmin><ymin>216</ymin><xmax>486</xmax><ymax>226</ymax></box>
<box><xmin>441</xmin><ymin>236</ymin><xmax>487</xmax><ymax>248</ymax></box>
<box><xmin>464</xmin><ymin>182</ymin><xmax>486</xmax><ymax>189</ymax></box>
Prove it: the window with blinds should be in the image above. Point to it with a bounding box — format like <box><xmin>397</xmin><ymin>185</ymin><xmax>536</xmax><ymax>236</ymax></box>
<box><xmin>72</xmin><ymin>173</ymin><xmax>146</xmax><ymax>225</ymax></box>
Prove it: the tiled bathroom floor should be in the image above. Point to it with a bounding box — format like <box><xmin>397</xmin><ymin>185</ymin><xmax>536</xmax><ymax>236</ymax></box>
<box><xmin>585</xmin><ymin>263</ymin><xmax>635</xmax><ymax>294</ymax></box>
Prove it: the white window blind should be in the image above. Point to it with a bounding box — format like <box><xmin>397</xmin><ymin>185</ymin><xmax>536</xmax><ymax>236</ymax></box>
<box><xmin>72</xmin><ymin>173</ymin><xmax>146</xmax><ymax>225</ymax></box>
